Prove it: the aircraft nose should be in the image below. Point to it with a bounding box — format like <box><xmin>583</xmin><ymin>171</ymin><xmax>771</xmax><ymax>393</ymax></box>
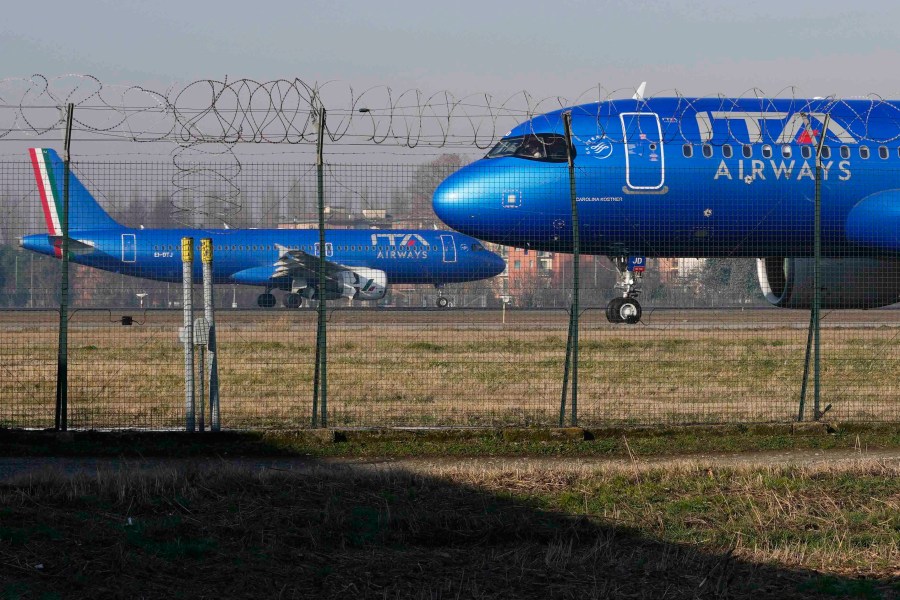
<box><xmin>433</xmin><ymin>171</ymin><xmax>477</xmax><ymax>234</ymax></box>
<box><xmin>485</xmin><ymin>249</ymin><xmax>506</xmax><ymax>277</ymax></box>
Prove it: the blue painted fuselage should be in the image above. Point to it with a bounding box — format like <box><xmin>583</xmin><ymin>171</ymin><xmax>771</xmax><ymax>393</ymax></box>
<box><xmin>21</xmin><ymin>227</ymin><xmax>504</xmax><ymax>288</ymax></box>
<box><xmin>433</xmin><ymin>97</ymin><xmax>900</xmax><ymax>258</ymax></box>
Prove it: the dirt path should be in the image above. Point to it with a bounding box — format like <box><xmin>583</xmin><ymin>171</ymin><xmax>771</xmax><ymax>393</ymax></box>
<box><xmin>1</xmin><ymin>447</ymin><xmax>899</xmax><ymax>482</ymax></box>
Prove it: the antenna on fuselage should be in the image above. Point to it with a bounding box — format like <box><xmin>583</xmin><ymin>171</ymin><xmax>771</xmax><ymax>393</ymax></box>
<box><xmin>632</xmin><ymin>82</ymin><xmax>647</xmax><ymax>101</ymax></box>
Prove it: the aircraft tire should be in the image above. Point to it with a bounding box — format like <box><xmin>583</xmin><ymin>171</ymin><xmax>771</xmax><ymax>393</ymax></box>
<box><xmin>284</xmin><ymin>293</ymin><xmax>301</xmax><ymax>309</ymax></box>
<box><xmin>606</xmin><ymin>297</ymin><xmax>626</xmax><ymax>323</ymax></box>
<box><xmin>436</xmin><ymin>296</ymin><xmax>450</xmax><ymax>309</ymax></box>
<box><xmin>257</xmin><ymin>293</ymin><xmax>277</xmax><ymax>308</ymax></box>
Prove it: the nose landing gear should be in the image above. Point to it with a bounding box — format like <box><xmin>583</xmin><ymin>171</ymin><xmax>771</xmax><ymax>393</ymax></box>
<box><xmin>606</xmin><ymin>296</ymin><xmax>642</xmax><ymax>324</ymax></box>
<box><xmin>606</xmin><ymin>256</ymin><xmax>643</xmax><ymax>324</ymax></box>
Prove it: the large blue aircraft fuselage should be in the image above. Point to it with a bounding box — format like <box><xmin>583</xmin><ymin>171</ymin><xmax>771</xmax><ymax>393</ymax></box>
<box><xmin>433</xmin><ymin>97</ymin><xmax>900</xmax><ymax>259</ymax></box>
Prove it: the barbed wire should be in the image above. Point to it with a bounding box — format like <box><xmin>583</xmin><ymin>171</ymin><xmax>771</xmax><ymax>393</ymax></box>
<box><xmin>0</xmin><ymin>74</ymin><xmax>590</xmax><ymax>149</ymax></box>
<box><xmin>5</xmin><ymin>74</ymin><xmax>900</xmax><ymax>221</ymax></box>
<box><xmin>5</xmin><ymin>76</ymin><xmax>900</xmax><ymax>148</ymax></box>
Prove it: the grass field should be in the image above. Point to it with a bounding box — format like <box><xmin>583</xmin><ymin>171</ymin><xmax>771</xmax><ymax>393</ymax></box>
<box><xmin>0</xmin><ymin>308</ymin><xmax>898</xmax><ymax>429</ymax></box>
<box><xmin>1</xmin><ymin>455</ymin><xmax>898</xmax><ymax>599</ymax></box>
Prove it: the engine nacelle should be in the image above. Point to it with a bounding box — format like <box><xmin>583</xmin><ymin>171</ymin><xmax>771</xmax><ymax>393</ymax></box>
<box><xmin>297</xmin><ymin>268</ymin><xmax>388</xmax><ymax>301</ymax></box>
<box><xmin>351</xmin><ymin>267</ymin><xmax>388</xmax><ymax>301</ymax></box>
<box><xmin>756</xmin><ymin>257</ymin><xmax>900</xmax><ymax>309</ymax></box>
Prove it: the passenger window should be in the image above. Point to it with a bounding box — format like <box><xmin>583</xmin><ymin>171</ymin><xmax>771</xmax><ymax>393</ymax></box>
<box><xmin>702</xmin><ymin>144</ymin><xmax>712</xmax><ymax>158</ymax></box>
<box><xmin>682</xmin><ymin>144</ymin><xmax>693</xmax><ymax>158</ymax></box>
<box><xmin>840</xmin><ymin>146</ymin><xmax>850</xmax><ymax>159</ymax></box>
<box><xmin>879</xmin><ymin>146</ymin><xmax>888</xmax><ymax>159</ymax></box>
<box><xmin>859</xmin><ymin>146</ymin><xmax>870</xmax><ymax>159</ymax></box>
<box><xmin>722</xmin><ymin>144</ymin><xmax>732</xmax><ymax>158</ymax></box>
<box><xmin>801</xmin><ymin>146</ymin><xmax>812</xmax><ymax>159</ymax></box>
<box><xmin>742</xmin><ymin>145</ymin><xmax>752</xmax><ymax>158</ymax></box>
<box><xmin>762</xmin><ymin>145</ymin><xmax>772</xmax><ymax>159</ymax></box>
<box><xmin>782</xmin><ymin>145</ymin><xmax>791</xmax><ymax>158</ymax></box>
<box><xmin>820</xmin><ymin>146</ymin><xmax>831</xmax><ymax>159</ymax></box>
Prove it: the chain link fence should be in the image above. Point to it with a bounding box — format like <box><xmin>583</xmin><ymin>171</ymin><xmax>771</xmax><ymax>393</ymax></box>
<box><xmin>0</xmin><ymin>157</ymin><xmax>897</xmax><ymax>429</ymax></box>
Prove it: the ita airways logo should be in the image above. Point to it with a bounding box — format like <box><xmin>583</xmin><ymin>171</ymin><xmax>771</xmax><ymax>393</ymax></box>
<box><xmin>797</xmin><ymin>128</ymin><xmax>820</xmax><ymax>144</ymax></box>
<box><xmin>584</xmin><ymin>135</ymin><xmax>614</xmax><ymax>160</ymax></box>
<box><xmin>370</xmin><ymin>233</ymin><xmax>429</xmax><ymax>247</ymax></box>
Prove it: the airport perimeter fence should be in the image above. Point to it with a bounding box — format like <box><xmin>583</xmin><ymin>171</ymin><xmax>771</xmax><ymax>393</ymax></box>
<box><xmin>0</xmin><ymin>157</ymin><xmax>898</xmax><ymax>430</ymax></box>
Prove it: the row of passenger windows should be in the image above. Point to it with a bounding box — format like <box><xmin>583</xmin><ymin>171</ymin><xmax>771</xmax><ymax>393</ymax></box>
<box><xmin>150</xmin><ymin>244</ymin><xmax>440</xmax><ymax>253</ymax></box>
<box><xmin>683</xmin><ymin>143</ymin><xmax>894</xmax><ymax>161</ymax></box>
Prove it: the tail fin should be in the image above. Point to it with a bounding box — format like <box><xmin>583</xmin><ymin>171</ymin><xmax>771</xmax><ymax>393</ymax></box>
<box><xmin>29</xmin><ymin>148</ymin><xmax>122</xmax><ymax>232</ymax></box>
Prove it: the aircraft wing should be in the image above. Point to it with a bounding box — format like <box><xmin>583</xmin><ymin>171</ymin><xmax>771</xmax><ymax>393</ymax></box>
<box><xmin>272</xmin><ymin>244</ymin><xmax>349</xmax><ymax>281</ymax></box>
<box><xmin>270</xmin><ymin>244</ymin><xmax>388</xmax><ymax>300</ymax></box>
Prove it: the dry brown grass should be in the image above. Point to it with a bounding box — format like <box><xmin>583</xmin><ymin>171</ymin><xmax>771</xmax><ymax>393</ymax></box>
<box><xmin>0</xmin><ymin>308</ymin><xmax>898</xmax><ymax>429</ymax></box>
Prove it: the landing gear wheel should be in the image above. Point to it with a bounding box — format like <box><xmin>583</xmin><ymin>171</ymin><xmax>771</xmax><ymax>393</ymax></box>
<box><xmin>436</xmin><ymin>296</ymin><xmax>450</xmax><ymax>309</ymax></box>
<box><xmin>606</xmin><ymin>297</ymin><xmax>641</xmax><ymax>324</ymax></box>
<box><xmin>284</xmin><ymin>293</ymin><xmax>301</xmax><ymax>309</ymax></box>
<box><xmin>606</xmin><ymin>297</ymin><xmax>626</xmax><ymax>323</ymax></box>
<box><xmin>257</xmin><ymin>293</ymin><xmax>277</xmax><ymax>308</ymax></box>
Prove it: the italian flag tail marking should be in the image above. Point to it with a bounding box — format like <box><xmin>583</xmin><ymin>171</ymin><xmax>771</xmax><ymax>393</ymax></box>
<box><xmin>29</xmin><ymin>148</ymin><xmax>62</xmax><ymax>236</ymax></box>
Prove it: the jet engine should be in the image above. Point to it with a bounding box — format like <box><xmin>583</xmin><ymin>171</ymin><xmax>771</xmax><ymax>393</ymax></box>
<box><xmin>298</xmin><ymin>268</ymin><xmax>388</xmax><ymax>301</ymax></box>
<box><xmin>350</xmin><ymin>267</ymin><xmax>388</xmax><ymax>301</ymax></box>
<box><xmin>756</xmin><ymin>257</ymin><xmax>900</xmax><ymax>309</ymax></box>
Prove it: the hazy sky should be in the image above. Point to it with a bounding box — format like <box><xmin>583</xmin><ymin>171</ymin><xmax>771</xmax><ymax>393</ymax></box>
<box><xmin>4</xmin><ymin>0</ymin><xmax>900</xmax><ymax>98</ymax></box>
<box><xmin>3</xmin><ymin>0</ymin><xmax>900</xmax><ymax>161</ymax></box>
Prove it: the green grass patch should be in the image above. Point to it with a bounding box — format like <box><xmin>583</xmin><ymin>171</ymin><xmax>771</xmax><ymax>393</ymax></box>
<box><xmin>2</xmin><ymin>424</ymin><xmax>898</xmax><ymax>460</ymax></box>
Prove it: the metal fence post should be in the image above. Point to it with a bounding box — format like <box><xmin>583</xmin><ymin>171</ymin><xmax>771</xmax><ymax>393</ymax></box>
<box><xmin>560</xmin><ymin>110</ymin><xmax>580</xmax><ymax>427</ymax></box>
<box><xmin>312</xmin><ymin>106</ymin><xmax>328</xmax><ymax>427</ymax></box>
<box><xmin>181</xmin><ymin>237</ymin><xmax>195</xmax><ymax>432</ymax></box>
<box><xmin>54</xmin><ymin>103</ymin><xmax>74</xmax><ymax>431</ymax></box>
<box><xmin>798</xmin><ymin>113</ymin><xmax>830</xmax><ymax>422</ymax></box>
<box><xmin>201</xmin><ymin>238</ymin><xmax>220</xmax><ymax>431</ymax></box>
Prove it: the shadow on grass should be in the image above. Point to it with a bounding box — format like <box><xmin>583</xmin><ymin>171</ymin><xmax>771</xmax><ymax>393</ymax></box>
<box><xmin>0</xmin><ymin>432</ymin><xmax>898</xmax><ymax>599</ymax></box>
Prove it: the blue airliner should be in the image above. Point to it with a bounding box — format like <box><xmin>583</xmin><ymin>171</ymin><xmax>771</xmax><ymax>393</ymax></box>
<box><xmin>433</xmin><ymin>96</ymin><xmax>900</xmax><ymax>323</ymax></box>
<box><xmin>20</xmin><ymin>148</ymin><xmax>505</xmax><ymax>308</ymax></box>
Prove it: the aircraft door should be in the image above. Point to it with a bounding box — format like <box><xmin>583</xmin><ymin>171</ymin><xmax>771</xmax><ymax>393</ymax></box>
<box><xmin>122</xmin><ymin>233</ymin><xmax>136</xmax><ymax>263</ymax></box>
<box><xmin>440</xmin><ymin>235</ymin><xmax>457</xmax><ymax>263</ymax></box>
<box><xmin>620</xmin><ymin>112</ymin><xmax>665</xmax><ymax>190</ymax></box>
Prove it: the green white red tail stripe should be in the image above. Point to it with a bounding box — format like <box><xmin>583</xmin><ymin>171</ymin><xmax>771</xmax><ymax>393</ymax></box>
<box><xmin>29</xmin><ymin>148</ymin><xmax>62</xmax><ymax>236</ymax></box>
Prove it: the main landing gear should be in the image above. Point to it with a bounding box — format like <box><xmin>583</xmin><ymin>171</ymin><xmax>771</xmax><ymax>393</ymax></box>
<box><xmin>283</xmin><ymin>293</ymin><xmax>302</xmax><ymax>309</ymax></box>
<box><xmin>257</xmin><ymin>288</ymin><xmax>307</xmax><ymax>309</ymax></box>
<box><xmin>606</xmin><ymin>256</ymin><xmax>642</xmax><ymax>325</ymax></box>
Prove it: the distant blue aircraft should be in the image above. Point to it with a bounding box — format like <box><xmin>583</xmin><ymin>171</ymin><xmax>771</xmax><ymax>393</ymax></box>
<box><xmin>433</xmin><ymin>97</ymin><xmax>900</xmax><ymax>323</ymax></box>
<box><xmin>20</xmin><ymin>148</ymin><xmax>505</xmax><ymax>308</ymax></box>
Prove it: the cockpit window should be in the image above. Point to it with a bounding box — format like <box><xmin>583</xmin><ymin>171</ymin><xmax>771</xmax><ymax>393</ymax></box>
<box><xmin>485</xmin><ymin>134</ymin><xmax>572</xmax><ymax>162</ymax></box>
<box><xmin>471</xmin><ymin>242</ymin><xmax>484</xmax><ymax>252</ymax></box>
